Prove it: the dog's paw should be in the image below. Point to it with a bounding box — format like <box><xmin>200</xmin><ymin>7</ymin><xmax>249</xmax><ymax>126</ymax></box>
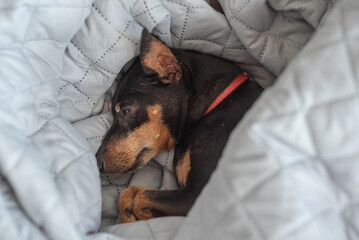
<box><xmin>118</xmin><ymin>186</ymin><xmax>157</xmax><ymax>223</ymax></box>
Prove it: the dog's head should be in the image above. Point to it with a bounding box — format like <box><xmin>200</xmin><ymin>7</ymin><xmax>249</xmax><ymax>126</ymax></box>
<box><xmin>96</xmin><ymin>30</ymin><xmax>190</xmax><ymax>174</ymax></box>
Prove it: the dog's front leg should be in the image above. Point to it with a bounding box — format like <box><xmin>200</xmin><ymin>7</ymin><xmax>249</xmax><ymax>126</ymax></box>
<box><xmin>118</xmin><ymin>186</ymin><xmax>199</xmax><ymax>223</ymax></box>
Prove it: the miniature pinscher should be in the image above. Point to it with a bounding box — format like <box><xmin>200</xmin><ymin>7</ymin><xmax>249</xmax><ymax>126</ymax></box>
<box><xmin>96</xmin><ymin>29</ymin><xmax>263</xmax><ymax>223</ymax></box>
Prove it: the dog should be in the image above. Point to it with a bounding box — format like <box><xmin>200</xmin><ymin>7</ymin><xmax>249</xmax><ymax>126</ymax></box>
<box><xmin>96</xmin><ymin>29</ymin><xmax>263</xmax><ymax>223</ymax></box>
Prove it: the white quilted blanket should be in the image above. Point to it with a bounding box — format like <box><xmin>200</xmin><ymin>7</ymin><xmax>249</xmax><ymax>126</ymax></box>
<box><xmin>1</xmin><ymin>0</ymin><xmax>358</xmax><ymax>239</ymax></box>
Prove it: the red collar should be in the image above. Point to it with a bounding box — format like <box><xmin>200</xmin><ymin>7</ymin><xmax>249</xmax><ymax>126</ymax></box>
<box><xmin>203</xmin><ymin>71</ymin><xmax>250</xmax><ymax>116</ymax></box>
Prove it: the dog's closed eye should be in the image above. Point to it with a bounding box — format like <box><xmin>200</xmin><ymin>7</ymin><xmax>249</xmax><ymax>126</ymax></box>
<box><xmin>122</xmin><ymin>108</ymin><xmax>131</xmax><ymax>116</ymax></box>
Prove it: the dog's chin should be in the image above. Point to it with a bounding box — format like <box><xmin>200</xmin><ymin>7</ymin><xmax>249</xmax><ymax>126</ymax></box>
<box><xmin>101</xmin><ymin>163</ymin><xmax>144</xmax><ymax>175</ymax></box>
<box><xmin>101</xmin><ymin>148</ymin><xmax>156</xmax><ymax>174</ymax></box>
<box><xmin>122</xmin><ymin>147</ymin><xmax>158</xmax><ymax>174</ymax></box>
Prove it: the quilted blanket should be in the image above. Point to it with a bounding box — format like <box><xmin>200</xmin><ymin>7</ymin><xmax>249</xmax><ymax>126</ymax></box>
<box><xmin>1</xmin><ymin>0</ymin><xmax>358</xmax><ymax>239</ymax></box>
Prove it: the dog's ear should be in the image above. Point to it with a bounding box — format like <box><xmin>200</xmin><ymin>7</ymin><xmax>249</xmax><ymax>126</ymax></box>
<box><xmin>140</xmin><ymin>29</ymin><xmax>182</xmax><ymax>84</ymax></box>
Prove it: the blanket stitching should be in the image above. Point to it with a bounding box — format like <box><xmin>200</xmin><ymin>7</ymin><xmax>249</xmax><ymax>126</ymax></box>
<box><xmin>58</xmin><ymin>77</ymin><xmax>96</xmax><ymax>105</ymax></box>
<box><xmin>181</xmin><ymin>38</ymin><xmax>246</xmax><ymax>50</ymax></box>
<box><xmin>146</xmin><ymin>221</ymin><xmax>156</xmax><ymax>240</ymax></box>
<box><xmin>100</xmin><ymin>115</ymin><xmax>110</xmax><ymax>130</ymax></box>
<box><xmin>178</xmin><ymin>7</ymin><xmax>190</xmax><ymax>49</ymax></box>
<box><xmin>94</xmin><ymin>20</ymin><xmax>132</xmax><ymax>69</ymax></box>
<box><xmin>268</xmin><ymin>32</ymin><xmax>302</xmax><ymax>49</ymax></box>
<box><xmin>170</xmin><ymin>29</ymin><xmax>180</xmax><ymax>40</ymax></box>
<box><xmin>92</xmin><ymin>4</ymin><xmax>139</xmax><ymax>45</ymax></box>
<box><xmin>86</xmin><ymin>136</ymin><xmax>104</xmax><ymax>141</ymax></box>
<box><xmin>228</xmin><ymin>0</ymin><xmax>251</xmax><ymax>21</ymax></box>
<box><xmin>28</xmin><ymin>114</ymin><xmax>60</xmax><ymax>138</ymax></box>
<box><xmin>147</xmin><ymin>162</ymin><xmax>164</xmax><ymax>171</ymax></box>
<box><xmin>158</xmin><ymin>151</ymin><xmax>171</xmax><ymax>189</ymax></box>
<box><xmin>258</xmin><ymin>34</ymin><xmax>269</xmax><ymax>62</ymax></box>
<box><xmin>105</xmin><ymin>175</ymin><xmax>125</xmax><ymax>195</ymax></box>
<box><xmin>28</xmin><ymin>120</ymin><xmax>50</xmax><ymax>138</ymax></box>
<box><xmin>226</xmin><ymin>46</ymin><xmax>247</xmax><ymax>50</ymax></box>
<box><xmin>92</xmin><ymin>4</ymin><xmax>111</xmax><ymax>25</ymax></box>
<box><xmin>229</xmin><ymin>14</ymin><xmax>262</xmax><ymax>33</ymax></box>
<box><xmin>268</xmin><ymin>11</ymin><xmax>305</xmax><ymax>49</ymax></box>
<box><xmin>163</xmin><ymin>0</ymin><xmax>209</xmax><ymax>9</ymax></box>
<box><xmin>230</xmin><ymin>12</ymin><xmax>302</xmax><ymax>50</ymax></box>
<box><xmin>144</xmin><ymin>0</ymin><xmax>157</xmax><ymax>25</ymax></box>
<box><xmin>95</xmin><ymin>20</ymin><xmax>132</xmax><ymax>67</ymax></box>
<box><xmin>58</xmin><ymin>20</ymin><xmax>133</xmax><ymax>95</ymax></box>
<box><xmin>58</xmin><ymin>72</ymin><xmax>90</xmax><ymax>95</ymax></box>
<box><xmin>69</xmin><ymin>41</ymin><xmax>117</xmax><ymax>76</ymax></box>
<box><xmin>258</xmin><ymin>13</ymin><xmax>280</xmax><ymax>62</ymax></box>
<box><xmin>104</xmin><ymin>175</ymin><xmax>111</xmax><ymax>187</ymax></box>
<box><xmin>163</xmin><ymin>150</ymin><xmax>170</xmax><ymax>170</ymax></box>
<box><xmin>221</xmin><ymin>29</ymin><xmax>233</xmax><ymax>58</ymax></box>
<box><xmin>133</xmin><ymin>4</ymin><xmax>162</xmax><ymax>18</ymax></box>
<box><xmin>153</xmin><ymin>28</ymin><xmax>168</xmax><ymax>37</ymax></box>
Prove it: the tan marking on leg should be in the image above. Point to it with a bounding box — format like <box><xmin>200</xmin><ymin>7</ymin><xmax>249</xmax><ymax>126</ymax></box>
<box><xmin>118</xmin><ymin>186</ymin><xmax>159</xmax><ymax>223</ymax></box>
<box><xmin>176</xmin><ymin>149</ymin><xmax>191</xmax><ymax>187</ymax></box>
<box><xmin>118</xmin><ymin>186</ymin><xmax>140</xmax><ymax>223</ymax></box>
<box><xmin>103</xmin><ymin>105</ymin><xmax>176</xmax><ymax>174</ymax></box>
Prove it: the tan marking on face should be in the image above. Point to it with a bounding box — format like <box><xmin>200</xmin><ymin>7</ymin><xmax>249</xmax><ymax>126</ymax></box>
<box><xmin>176</xmin><ymin>149</ymin><xmax>191</xmax><ymax>187</ymax></box>
<box><xmin>109</xmin><ymin>101</ymin><xmax>112</xmax><ymax>109</ymax></box>
<box><xmin>103</xmin><ymin>105</ymin><xmax>175</xmax><ymax>174</ymax></box>
<box><xmin>115</xmin><ymin>103</ymin><xmax>120</xmax><ymax>113</ymax></box>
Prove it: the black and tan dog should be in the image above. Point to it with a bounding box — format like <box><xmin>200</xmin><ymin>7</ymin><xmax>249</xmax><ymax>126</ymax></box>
<box><xmin>96</xmin><ymin>29</ymin><xmax>262</xmax><ymax>223</ymax></box>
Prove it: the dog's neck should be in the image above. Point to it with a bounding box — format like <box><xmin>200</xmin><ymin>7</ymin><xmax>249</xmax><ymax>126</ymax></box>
<box><xmin>174</xmin><ymin>50</ymin><xmax>243</xmax><ymax>135</ymax></box>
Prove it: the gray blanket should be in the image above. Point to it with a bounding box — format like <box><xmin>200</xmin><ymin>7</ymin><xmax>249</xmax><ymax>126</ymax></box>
<box><xmin>1</xmin><ymin>0</ymin><xmax>358</xmax><ymax>239</ymax></box>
